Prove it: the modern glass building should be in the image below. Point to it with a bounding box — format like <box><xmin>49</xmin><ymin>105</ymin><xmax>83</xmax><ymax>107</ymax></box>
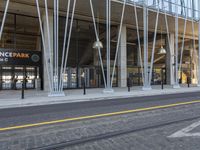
<box><xmin>0</xmin><ymin>0</ymin><xmax>200</xmax><ymax>96</ymax></box>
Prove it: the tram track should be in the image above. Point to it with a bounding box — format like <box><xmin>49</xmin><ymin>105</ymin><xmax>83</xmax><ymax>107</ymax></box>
<box><xmin>30</xmin><ymin>114</ymin><xmax>200</xmax><ymax>150</ymax></box>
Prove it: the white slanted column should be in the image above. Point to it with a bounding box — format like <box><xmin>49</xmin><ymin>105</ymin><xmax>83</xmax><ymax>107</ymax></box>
<box><xmin>103</xmin><ymin>0</ymin><xmax>114</xmax><ymax>93</ymax></box>
<box><xmin>173</xmin><ymin>0</ymin><xmax>180</xmax><ymax>88</ymax></box>
<box><xmin>142</xmin><ymin>0</ymin><xmax>151</xmax><ymax>90</ymax></box>
<box><xmin>42</xmin><ymin>13</ymin><xmax>54</xmax><ymax>92</ymax></box>
<box><xmin>118</xmin><ymin>25</ymin><xmax>127</xmax><ymax>87</ymax></box>
<box><xmin>166</xmin><ymin>33</ymin><xmax>175</xmax><ymax>85</ymax></box>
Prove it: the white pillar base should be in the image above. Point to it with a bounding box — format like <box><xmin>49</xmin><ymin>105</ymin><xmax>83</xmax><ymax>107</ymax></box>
<box><xmin>48</xmin><ymin>91</ymin><xmax>65</xmax><ymax>97</ymax></box>
<box><xmin>142</xmin><ymin>86</ymin><xmax>152</xmax><ymax>91</ymax></box>
<box><xmin>103</xmin><ymin>88</ymin><xmax>114</xmax><ymax>94</ymax></box>
<box><xmin>173</xmin><ymin>84</ymin><xmax>180</xmax><ymax>89</ymax></box>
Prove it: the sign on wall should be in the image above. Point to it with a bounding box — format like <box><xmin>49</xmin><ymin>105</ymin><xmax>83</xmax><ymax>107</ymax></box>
<box><xmin>0</xmin><ymin>49</ymin><xmax>42</xmax><ymax>66</ymax></box>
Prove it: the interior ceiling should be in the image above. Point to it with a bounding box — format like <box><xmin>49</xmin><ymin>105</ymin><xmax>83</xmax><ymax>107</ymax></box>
<box><xmin>0</xmin><ymin>0</ymin><xmax>198</xmax><ymax>37</ymax></box>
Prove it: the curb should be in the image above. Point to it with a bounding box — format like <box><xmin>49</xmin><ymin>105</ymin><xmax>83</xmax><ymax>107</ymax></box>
<box><xmin>0</xmin><ymin>87</ymin><xmax>200</xmax><ymax>109</ymax></box>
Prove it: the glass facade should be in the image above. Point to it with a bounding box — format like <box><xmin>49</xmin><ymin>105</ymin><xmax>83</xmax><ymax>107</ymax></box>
<box><xmin>0</xmin><ymin>12</ymin><xmax>42</xmax><ymax>90</ymax></box>
<box><xmin>0</xmin><ymin>0</ymin><xmax>200</xmax><ymax>93</ymax></box>
<box><xmin>59</xmin><ymin>18</ymin><xmax>118</xmax><ymax>89</ymax></box>
<box><xmin>125</xmin><ymin>0</ymin><xmax>199</xmax><ymax>19</ymax></box>
<box><xmin>0</xmin><ymin>13</ymin><xmax>41</xmax><ymax>51</ymax></box>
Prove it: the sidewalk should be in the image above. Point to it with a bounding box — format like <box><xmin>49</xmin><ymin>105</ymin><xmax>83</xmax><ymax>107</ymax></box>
<box><xmin>0</xmin><ymin>84</ymin><xmax>200</xmax><ymax>109</ymax></box>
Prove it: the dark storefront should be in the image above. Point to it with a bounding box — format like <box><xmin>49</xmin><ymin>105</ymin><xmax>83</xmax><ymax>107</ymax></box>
<box><xmin>0</xmin><ymin>49</ymin><xmax>42</xmax><ymax>90</ymax></box>
<box><xmin>0</xmin><ymin>12</ymin><xmax>43</xmax><ymax>90</ymax></box>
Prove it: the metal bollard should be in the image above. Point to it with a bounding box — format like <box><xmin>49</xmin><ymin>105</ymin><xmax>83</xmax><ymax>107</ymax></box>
<box><xmin>187</xmin><ymin>77</ymin><xmax>190</xmax><ymax>88</ymax></box>
<box><xmin>128</xmin><ymin>85</ymin><xmax>130</xmax><ymax>92</ymax></box>
<box><xmin>127</xmin><ymin>78</ymin><xmax>131</xmax><ymax>92</ymax></box>
<box><xmin>161</xmin><ymin>69</ymin><xmax>164</xmax><ymax>90</ymax></box>
<box><xmin>161</xmin><ymin>81</ymin><xmax>164</xmax><ymax>90</ymax></box>
<box><xmin>21</xmin><ymin>81</ymin><xmax>24</xmax><ymax>99</ymax></box>
<box><xmin>83</xmin><ymin>78</ymin><xmax>86</xmax><ymax>95</ymax></box>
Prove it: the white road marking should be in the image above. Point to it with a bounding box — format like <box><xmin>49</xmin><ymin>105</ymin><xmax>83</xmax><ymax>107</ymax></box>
<box><xmin>169</xmin><ymin>120</ymin><xmax>200</xmax><ymax>138</ymax></box>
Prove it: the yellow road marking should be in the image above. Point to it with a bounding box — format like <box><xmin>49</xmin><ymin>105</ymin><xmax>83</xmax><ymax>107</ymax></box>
<box><xmin>1</xmin><ymin>100</ymin><xmax>200</xmax><ymax>132</ymax></box>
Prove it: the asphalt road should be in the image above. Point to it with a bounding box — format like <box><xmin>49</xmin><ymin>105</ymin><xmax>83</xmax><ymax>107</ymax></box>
<box><xmin>1</xmin><ymin>91</ymin><xmax>200</xmax><ymax>149</ymax></box>
<box><xmin>1</xmin><ymin>91</ymin><xmax>200</xmax><ymax>128</ymax></box>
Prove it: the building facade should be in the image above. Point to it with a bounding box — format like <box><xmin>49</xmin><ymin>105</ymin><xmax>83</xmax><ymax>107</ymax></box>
<box><xmin>0</xmin><ymin>0</ymin><xmax>200</xmax><ymax>96</ymax></box>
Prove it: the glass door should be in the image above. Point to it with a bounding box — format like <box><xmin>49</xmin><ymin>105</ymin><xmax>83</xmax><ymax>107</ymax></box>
<box><xmin>26</xmin><ymin>67</ymin><xmax>37</xmax><ymax>89</ymax></box>
<box><xmin>1</xmin><ymin>66</ymin><xmax>12</xmax><ymax>90</ymax></box>
<box><xmin>14</xmin><ymin>67</ymin><xmax>24</xmax><ymax>89</ymax></box>
<box><xmin>0</xmin><ymin>66</ymin><xmax>38</xmax><ymax>90</ymax></box>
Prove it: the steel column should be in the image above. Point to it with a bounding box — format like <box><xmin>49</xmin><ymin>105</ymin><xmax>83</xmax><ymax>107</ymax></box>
<box><xmin>103</xmin><ymin>0</ymin><xmax>114</xmax><ymax>93</ymax></box>
<box><xmin>89</xmin><ymin>0</ymin><xmax>107</xmax><ymax>88</ymax></box>
<box><xmin>148</xmin><ymin>0</ymin><xmax>159</xmax><ymax>87</ymax></box>
<box><xmin>111</xmin><ymin>0</ymin><xmax>126</xmax><ymax>88</ymax></box>
<box><xmin>0</xmin><ymin>0</ymin><xmax>10</xmax><ymax>40</ymax></box>
<box><xmin>133</xmin><ymin>1</ymin><xmax>144</xmax><ymax>83</ymax></box>
<box><xmin>142</xmin><ymin>0</ymin><xmax>151</xmax><ymax>90</ymax></box>
<box><xmin>173</xmin><ymin>0</ymin><xmax>180</xmax><ymax>88</ymax></box>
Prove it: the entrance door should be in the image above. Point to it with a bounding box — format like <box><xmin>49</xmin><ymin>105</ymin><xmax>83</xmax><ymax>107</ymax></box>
<box><xmin>26</xmin><ymin>67</ymin><xmax>37</xmax><ymax>89</ymax></box>
<box><xmin>1</xmin><ymin>66</ymin><xmax>13</xmax><ymax>90</ymax></box>
<box><xmin>152</xmin><ymin>67</ymin><xmax>166</xmax><ymax>85</ymax></box>
<box><xmin>0</xmin><ymin>66</ymin><xmax>38</xmax><ymax>90</ymax></box>
<box><xmin>63</xmin><ymin>66</ymin><xmax>105</xmax><ymax>89</ymax></box>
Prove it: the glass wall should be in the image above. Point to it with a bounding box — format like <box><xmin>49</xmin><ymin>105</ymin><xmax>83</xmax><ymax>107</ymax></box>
<box><xmin>0</xmin><ymin>13</ymin><xmax>41</xmax><ymax>51</ymax></box>
<box><xmin>123</xmin><ymin>0</ymin><xmax>199</xmax><ymax>19</ymax></box>
<box><xmin>59</xmin><ymin>17</ymin><xmax>118</xmax><ymax>89</ymax></box>
<box><xmin>0</xmin><ymin>12</ymin><xmax>42</xmax><ymax>90</ymax></box>
<box><xmin>126</xmin><ymin>28</ymin><xmax>167</xmax><ymax>86</ymax></box>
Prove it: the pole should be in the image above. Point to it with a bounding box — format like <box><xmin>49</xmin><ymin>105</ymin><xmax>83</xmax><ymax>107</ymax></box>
<box><xmin>21</xmin><ymin>80</ymin><xmax>24</xmax><ymax>99</ymax></box>
<box><xmin>127</xmin><ymin>77</ymin><xmax>130</xmax><ymax>92</ymax></box>
<box><xmin>142</xmin><ymin>0</ymin><xmax>150</xmax><ymax>90</ymax></box>
<box><xmin>103</xmin><ymin>0</ymin><xmax>113</xmax><ymax>93</ymax></box>
<box><xmin>161</xmin><ymin>69</ymin><xmax>164</xmax><ymax>90</ymax></box>
<box><xmin>0</xmin><ymin>0</ymin><xmax>10</xmax><ymax>40</ymax></box>
<box><xmin>173</xmin><ymin>0</ymin><xmax>180</xmax><ymax>88</ymax></box>
<box><xmin>21</xmin><ymin>69</ymin><xmax>25</xmax><ymax>99</ymax></box>
<box><xmin>106</xmin><ymin>0</ymin><xmax>111</xmax><ymax>89</ymax></box>
<box><xmin>187</xmin><ymin>76</ymin><xmax>190</xmax><ymax>88</ymax></box>
<box><xmin>82</xmin><ymin>75</ymin><xmax>86</xmax><ymax>95</ymax></box>
<box><xmin>89</xmin><ymin>0</ymin><xmax>107</xmax><ymax>88</ymax></box>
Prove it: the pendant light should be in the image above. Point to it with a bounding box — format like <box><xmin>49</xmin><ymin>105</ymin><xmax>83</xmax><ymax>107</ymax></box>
<box><xmin>158</xmin><ymin>26</ymin><xmax>166</xmax><ymax>55</ymax></box>
<box><xmin>92</xmin><ymin>5</ymin><xmax>103</xmax><ymax>50</ymax></box>
<box><xmin>93</xmin><ymin>41</ymin><xmax>103</xmax><ymax>49</ymax></box>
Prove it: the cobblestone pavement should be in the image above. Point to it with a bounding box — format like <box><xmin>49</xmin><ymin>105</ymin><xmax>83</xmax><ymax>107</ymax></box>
<box><xmin>1</xmin><ymin>103</ymin><xmax>200</xmax><ymax>150</ymax></box>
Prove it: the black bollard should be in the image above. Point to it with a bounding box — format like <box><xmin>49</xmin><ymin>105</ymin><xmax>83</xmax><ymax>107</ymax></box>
<box><xmin>128</xmin><ymin>85</ymin><xmax>130</xmax><ymax>92</ymax></box>
<box><xmin>161</xmin><ymin>81</ymin><xmax>164</xmax><ymax>90</ymax></box>
<box><xmin>161</xmin><ymin>69</ymin><xmax>164</xmax><ymax>90</ymax></box>
<box><xmin>21</xmin><ymin>81</ymin><xmax>24</xmax><ymax>99</ymax></box>
<box><xmin>187</xmin><ymin>77</ymin><xmax>190</xmax><ymax>88</ymax></box>
<box><xmin>127</xmin><ymin>78</ymin><xmax>131</xmax><ymax>92</ymax></box>
<box><xmin>83</xmin><ymin>78</ymin><xmax>86</xmax><ymax>95</ymax></box>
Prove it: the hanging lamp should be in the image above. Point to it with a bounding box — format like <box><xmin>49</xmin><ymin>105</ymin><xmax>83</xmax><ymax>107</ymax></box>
<box><xmin>92</xmin><ymin>7</ymin><xmax>103</xmax><ymax>50</ymax></box>
<box><xmin>158</xmin><ymin>26</ymin><xmax>166</xmax><ymax>54</ymax></box>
